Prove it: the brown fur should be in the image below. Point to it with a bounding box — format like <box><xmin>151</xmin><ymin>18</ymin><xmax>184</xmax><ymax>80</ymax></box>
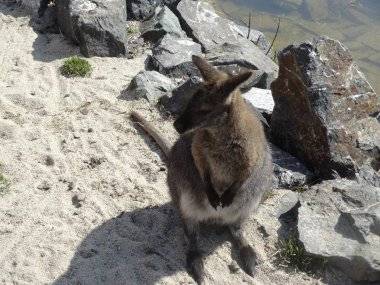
<box><xmin>131</xmin><ymin>55</ymin><xmax>272</xmax><ymax>284</ymax></box>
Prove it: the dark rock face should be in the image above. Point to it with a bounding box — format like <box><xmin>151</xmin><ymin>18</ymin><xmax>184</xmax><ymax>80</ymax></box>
<box><xmin>271</xmin><ymin>37</ymin><xmax>379</xmax><ymax>183</ymax></box>
<box><xmin>298</xmin><ymin>179</ymin><xmax>380</xmax><ymax>282</ymax></box>
<box><xmin>141</xmin><ymin>6</ymin><xmax>185</xmax><ymax>42</ymax></box>
<box><xmin>127</xmin><ymin>0</ymin><xmax>161</xmax><ymax>21</ymax></box>
<box><xmin>122</xmin><ymin>71</ymin><xmax>175</xmax><ymax>103</ymax></box>
<box><xmin>147</xmin><ymin>34</ymin><xmax>202</xmax><ymax>78</ymax></box>
<box><xmin>56</xmin><ymin>0</ymin><xmax>128</xmax><ymax>57</ymax></box>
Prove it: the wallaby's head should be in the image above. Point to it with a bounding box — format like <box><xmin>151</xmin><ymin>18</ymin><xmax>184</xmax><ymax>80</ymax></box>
<box><xmin>174</xmin><ymin>55</ymin><xmax>252</xmax><ymax>134</ymax></box>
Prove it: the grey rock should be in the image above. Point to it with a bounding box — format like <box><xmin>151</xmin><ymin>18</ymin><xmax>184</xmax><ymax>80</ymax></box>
<box><xmin>271</xmin><ymin>37</ymin><xmax>380</xmax><ymax>184</ymax></box>
<box><xmin>56</xmin><ymin>0</ymin><xmax>128</xmax><ymax>57</ymax></box>
<box><xmin>176</xmin><ymin>0</ymin><xmax>254</xmax><ymax>52</ymax></box>
<box><xmin>160</xmin><ymin>76</ymin><xmax>202</xmax><ymax>114</ymax></box>
<box><xmin>175</xmin><ymin>0</ymin><xmax>278</xmax><ymax>88</ymax></box>
<box><xmin>276</xmin><ymin>190</ymin><xmax>299</xmax><ymax>217</ymax></box>
<box><xmin>205</xmin><ymin>42</ymin><xmax>278</xmax><ymax>87</ymax></box>
<box><xmin>122</xmin><ymin>71</ymin><xmax>176</xmax><ymax>103</ymax></box>
<box><xmin>127</xmin><ymin>0</ymin><xmax>161</xmax><ymax>21</ymax></box>
<box><xmin>147</xmin><ymin>34</ymin><xmax>202</xmax><ymax>78</ymax></box>
<box><xmin>243</xmin><ymin>87</ymin><xmax>274</xmax><ymax>114</ymax></box>
<box><xmin>141</xmin><ymin>6</ymin><xmax>186</xmax><ymax>42</ymax></box>
<box><xmin>271</xmin><ymin>144</ymin><xmax>314</xmax><ymax>189</ymax></box>
<box><xmin>298</xmin><ymin>179</ymin><xmax>380</xmax><ymax>282</ymax></box>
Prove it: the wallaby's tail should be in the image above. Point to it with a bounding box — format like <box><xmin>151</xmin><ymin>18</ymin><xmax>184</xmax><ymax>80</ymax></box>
<box><xmin>130</xmin><ymin>111</ymin><xmax>171</xmax><ymax>157</ymax></box>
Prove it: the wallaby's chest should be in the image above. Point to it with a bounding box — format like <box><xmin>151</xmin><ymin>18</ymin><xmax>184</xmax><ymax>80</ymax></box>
<box><xmin>207</xmin><ymin>144</ymin><xmax>249</xmax><ymax>193</ymax></box>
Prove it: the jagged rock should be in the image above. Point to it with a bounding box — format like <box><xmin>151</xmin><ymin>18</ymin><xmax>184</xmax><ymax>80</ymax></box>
<box><xmin>141</xmin><ymin>6</ymin><xmax>186</xmax><ymax>42</ymax></box>
<box><xmin>256</xmin><ymin>189</ymin><xmax>300</xmax><ymax>238</ymax></box>
<box><xmin>205</xmin><ymin>42</ymin><xmax>278</xmax><ymax>89</ymax></box>
<box><xmin>147</xmin><ymin>34</ymin><xmax>202</xmax><ymax>78</ymax></box>
<box><xmin>127</xmin><ymin>0</ymin><xmax>161</xmax><ymax>21</ymax></box>
<box><xmin>56</xmin><ymin>0</ymin><xmax>128</xmax><ymax>57</ymax></box>
<box><xmin>122</xmin><ymin>71</ymin><xmax>176</xmax><ymax>103</ymax></box>
<box><xmin>243</xmin><ymin>87</ymin><xmax>274</xmax><ymax>114</ymax></box>
<box><xmin>271</xmin><ymin>144</ymin><xmax>313</xmax><ymax>189</ymax></box>
<box><xmin>298</xmin><ymin>179</ymin><xmax>380</xmax><ymax>282</ymax></box>
<box><xmin>160</xmin><ymin>76</ymin><xmax>202</xmax><ymax>115</ymax></box>
<box><xmin>271</xmin><ymin>37</ymin><xmax>380</xmax><ymax>184</ymax></box>
<box><xmin>175</xmin><ymin>0</ymin><xmax>278</xmax><ymax>88</ymax></box>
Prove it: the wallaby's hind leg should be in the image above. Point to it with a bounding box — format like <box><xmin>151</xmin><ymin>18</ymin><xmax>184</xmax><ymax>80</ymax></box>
<box><xmin>229</xmin><ymin>223</ymin><xmax>257</xmax><ymax>276</ymax></box>
<box><xmin>183</xmin><ymin>220</ymin><xmax>205</xmax><ymax>285</ymax></box>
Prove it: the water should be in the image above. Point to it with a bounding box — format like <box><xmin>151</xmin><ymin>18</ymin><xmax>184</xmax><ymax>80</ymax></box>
<box><xmin>210</xmin><ymin>0</ymin><xmax>380</xmax><ymax>93</ymax></box>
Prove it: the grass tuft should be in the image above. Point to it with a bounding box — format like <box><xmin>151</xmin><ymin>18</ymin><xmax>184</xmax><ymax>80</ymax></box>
<box><xmin>291</xmin><ymin>185</ymin><xmax>308</xmax><ymax>193</ymax></box>
<box><xmin>127</xmin><ymin>25</ymin><xmax>139</xmax><ymax>34</ymax></box>
<box><xmin>276</xmin><ymin>234</ymin><xmax>327</xmax><ymax>274</ymax></box>
<box><xmin>60</xmin><ymin>56</ymin><xmax>92</xmax><ymax>77</ymax></box>
<box><xmin>0</xmin><ymin>173</ymin><xmax>9</xmax><ymax>196</ymax></box>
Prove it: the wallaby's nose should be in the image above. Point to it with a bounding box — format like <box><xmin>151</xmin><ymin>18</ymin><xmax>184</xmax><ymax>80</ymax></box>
<box><xmin>174</xmin><ymin>119</ymin><xmax>185</xmax><ymax>134</ymax></box>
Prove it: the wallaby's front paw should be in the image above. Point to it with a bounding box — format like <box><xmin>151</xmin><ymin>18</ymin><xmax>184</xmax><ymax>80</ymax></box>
<box><xmin>239</xmin><ymin>246</ymin><xmax>257</xmax><ymax>276</ymax></box>
<box><xmin>187</xmin><ymin>250</ymin><xmax>205</xmax><ymax>285</ymax></box>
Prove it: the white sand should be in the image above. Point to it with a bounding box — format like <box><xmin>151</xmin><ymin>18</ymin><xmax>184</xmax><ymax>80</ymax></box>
<box><xmin>0</xmin><ymin>5</ymin><xmax>345</xmax><ymax>285</ymax></box>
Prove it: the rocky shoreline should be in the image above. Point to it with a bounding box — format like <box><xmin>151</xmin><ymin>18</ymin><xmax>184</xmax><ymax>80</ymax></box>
<box><xmin>5</xmin><ymin>0</ymin><xmax>380</xmax><ymax>283</ymax></box>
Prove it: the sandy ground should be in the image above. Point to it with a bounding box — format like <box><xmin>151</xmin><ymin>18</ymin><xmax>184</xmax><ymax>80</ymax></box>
<box><xmin>0</xmin><ymin>5</ymin><xmax>349</xmax><ymax>285</ymax></box>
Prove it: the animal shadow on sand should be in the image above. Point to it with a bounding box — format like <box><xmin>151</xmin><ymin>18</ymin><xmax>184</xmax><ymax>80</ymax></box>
<box><xmin>0</xmin><ymin>2</ymin><xmax>78</xmax><ymax>62</ymax></box>
<box><xmin>53</xmin><ymin>203</ymin><xmax>241</xmax><ymax>285</ymax></box>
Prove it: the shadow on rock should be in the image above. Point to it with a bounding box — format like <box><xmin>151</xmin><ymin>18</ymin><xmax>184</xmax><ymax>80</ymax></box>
<box><xmin>0</xmin><ymin>3</ymin><xmax>78</xmax><ymax>62</ymax></box>
<box><xmin>53</xmin><ymin>203</ymin><xmax>232</xmax><ymax>284</ymax></box>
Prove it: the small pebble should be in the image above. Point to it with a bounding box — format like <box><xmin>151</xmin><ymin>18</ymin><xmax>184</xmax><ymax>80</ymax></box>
<box><xmin>37</xmin><ymin>181</ymin><xmax>51</xmax><ymax>191</ymax></box>
<box><xmin>45</xmin><ymin>155</ymin><xmax>54</xmax><ymax>166</ymax></box>
<box><xmin>228</xmin><ymin>261</ymin><xmax>240</xmax><ymax>274</ymax></box>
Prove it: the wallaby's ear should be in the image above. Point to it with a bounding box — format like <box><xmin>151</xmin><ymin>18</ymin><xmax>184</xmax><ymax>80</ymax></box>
<box><xmin>192</xmin><ymin>55</ymin><xmax>220</xmax><ymax>82</ymax></box>
<box><xmin>219</xmin><ymin>71</ymin><xmax>252</xmax><ymax>102</ymax></box>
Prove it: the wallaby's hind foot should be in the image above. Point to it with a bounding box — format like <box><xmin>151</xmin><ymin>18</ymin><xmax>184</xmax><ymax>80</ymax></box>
<box><xmin>239</xmin><ymin>245</ymin><xmax>257</xmax><ymax>276</ymax></box>
<box><xmin>187</xmin><ymin>250</ymin><xmax>205</xmax><ymax>285</ymax></box>
<box><xmin>230</xmin><ymin>224</ymin><xmax>257</xmax><ymax>276</ymax></box>
<box><xmin>184</xmin><ymin>221</ymin><xmax>205</xmax><ymax>284</ymax></box>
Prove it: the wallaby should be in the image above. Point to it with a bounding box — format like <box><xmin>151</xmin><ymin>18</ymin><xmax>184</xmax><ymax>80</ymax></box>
<box><xmin>131</xmin><ymin>55</ymin><xmax>272</xmax><ymax>284</ymax></box>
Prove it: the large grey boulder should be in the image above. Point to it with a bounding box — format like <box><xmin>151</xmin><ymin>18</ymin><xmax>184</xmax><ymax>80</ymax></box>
<box><xmin>122</xmin><ymin>71</ymin><xmax>176</xmax><ymax>103</ymax></box>
<box><xmin>175</xmin><ymin>0</ymin><xmax>278</xmax><ymax>88</ymax></box>
<box><xmin>271</xmin><ymin>37</ymin><xmax>379</xmax><ymax>184</ymax></box>
<box><xmin>56</xmin><ymin>0</ymin><xmax>128</xmax><ymax>57</ymax></box>
<box><xmin>141</xmin><ymin>6</ymin><xmax>186</xmax><ymax>42</ymax></box>
<box><xmin>298</xmin><ymin>179</ymin><xmax>380</xmax><ymax>282</ymax></box>
<box><xmin>205</xmin><ymin>42</ymin><xmax>278</xmax><ymax>83</ymax></box>
<box><xmin>147</xmin><ymin>34</ymin><xmax>202</xmax><ymax>78</ymax></box>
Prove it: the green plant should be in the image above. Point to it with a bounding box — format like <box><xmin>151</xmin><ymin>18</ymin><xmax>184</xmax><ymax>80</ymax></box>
<box><xmin>60</xmin><ymin>56</ymin><xmax>92</xmax><ymax>77</ymax></box>
<box><xmin>291</xmin><ymin>185</ymin><xmax>308</xmax><ymax>193</ymax></box>
<box><xmin>127</xmin><ymin>25</ymin><xmax>139</xmax><ymax>34</ymax></box>
<box><xmin>276</xmin><ymin>234</ymin><xmax>327</xmax><ymax>273</ymax></box>
<box><xmin>0</xmin><ymin>173</ymin><xmax>9</xmax><ymax>195</ymax></box>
